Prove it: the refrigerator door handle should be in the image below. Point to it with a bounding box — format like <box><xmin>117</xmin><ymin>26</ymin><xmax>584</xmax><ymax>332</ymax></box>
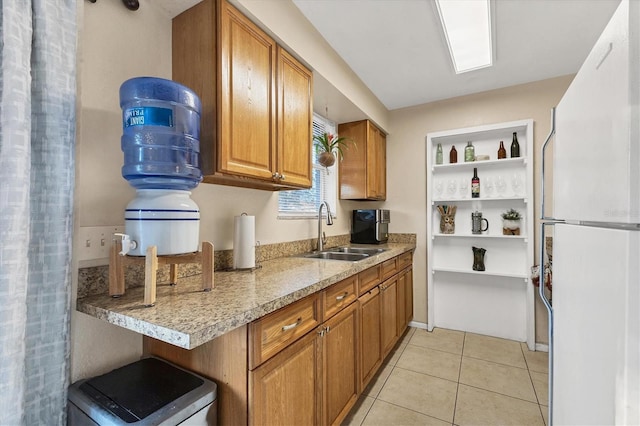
<box><xmin>541</xmin><ymin>107</ymin><xmax>556</xmax><ymax>222</ymax></box>
<box><xmin>539</xmin><ymin>222</ymin><xmax>555</xmax><ymax>424</ymax></box>
<box><xmin>539</xmin><ymin>107</ymin><xmax>556</xmax><ymax>424</ymax></box>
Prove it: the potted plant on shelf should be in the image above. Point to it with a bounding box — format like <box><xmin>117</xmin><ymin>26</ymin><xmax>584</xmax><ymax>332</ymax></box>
<box><xmin>501</xmin><ymin>208</ymin><xmax>522</xmax><ymax>235</ymax></box>
<box><xmin>313</xmin><ymin>132</ymin><xmax>354</xmax><ymax>169</ymax></box>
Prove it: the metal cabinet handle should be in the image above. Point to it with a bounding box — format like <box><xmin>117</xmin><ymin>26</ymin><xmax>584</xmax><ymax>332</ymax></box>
<box><xmin>280</xmin><ymin>174</ymin><xmax>286</xmax><ymax>181</ymax></box>
<box><xmin>281</xmin><ymin>317</ymin><xmax>302</xmax><ymax>332</ymax></box>
<box><xmin>336</xmin><ymin>292</ymin><xmax>348</xmax><ymax>301</ymax></box>
<box><xmin>317</xmin><ymin>325</ymin><xmax>330</xmax><ymax>336</ymax></box>
<box><xmin>272</xmin><ymin>172</ymin><xmax>280</xmax><ymax>179</ymax></box>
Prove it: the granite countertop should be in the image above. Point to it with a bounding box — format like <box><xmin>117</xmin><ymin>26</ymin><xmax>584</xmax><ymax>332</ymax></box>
<box><xmin>77</xmin><ymin>243</ymin><xmax>415</xmax><ymax>350</ymax></box>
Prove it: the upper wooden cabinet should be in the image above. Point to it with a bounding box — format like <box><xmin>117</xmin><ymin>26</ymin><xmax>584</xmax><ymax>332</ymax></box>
<box><xmin>219</xmin><ymin>1</ymin><xmax>276</xmax><ymax>181</ymax></box>
<box><xmin>338</xmin><ymin>120</ymin><xmax>387</xmax><ymax>200</ymax></box>
<box><xmin>172</xmin><ymin>0</ymin><xmax>312</xmax><ymax>190</ymax></box>
<box><xmin>276</xmin><ymin>47</ymin><xmax>313</xmax><ymax>188</ymax></box>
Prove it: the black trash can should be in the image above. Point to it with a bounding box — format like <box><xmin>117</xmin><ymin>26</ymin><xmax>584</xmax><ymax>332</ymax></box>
<box><xmin>68</xmin><ymin>357</ymin><xmax>217</xmax><ymax>425</ymax></box>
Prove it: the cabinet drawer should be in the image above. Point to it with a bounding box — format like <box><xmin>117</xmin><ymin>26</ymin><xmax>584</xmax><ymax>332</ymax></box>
<box><xmin>358</xmin><ymin>265</ymin><xmax>381</xmax><ymax>296</ymax></box>
<box><xmin>249</xmin><ymin>293</ymin><xmax>321</xmax><ymax>369</ymax></box>
<box><xmin>381</xmin><ymin>258</ymin><xmax>398</xmax><ymax>281</ymax></box>
<box><xmin>323</xmin><ymin>275</ymin><xmax>358</xmax><ymax>320</ymax></box>
<box><xmin>397</xmin><ymin>251</ymin><xmax>413</xmax><ymax>270</ymax></box>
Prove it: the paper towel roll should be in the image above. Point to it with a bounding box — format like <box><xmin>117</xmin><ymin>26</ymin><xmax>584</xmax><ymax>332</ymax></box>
<box><xmin>233</xmin><ymin>214</ymin><xmax>255</xmax><ymax>269</ymax></box>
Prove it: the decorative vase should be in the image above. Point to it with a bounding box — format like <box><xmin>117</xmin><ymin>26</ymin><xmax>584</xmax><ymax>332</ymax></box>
<box><xmin>437</xmin><ymin>205</ymin><xmax>456</xmax><ymax>234</ymax></box>
<box><xmin>318</xmin><ymin>151</ymin><xmax>336</xmax><ymax>167</ymax></box>
<box><xmin>502</xmin><ymin>219</ymin><xmax>521</xmax><ymax>235</ymax></box>
<box><xmin>472</xmin><ymin>246</ymin><xmax>486</xmax><ymax>271</ymax></box>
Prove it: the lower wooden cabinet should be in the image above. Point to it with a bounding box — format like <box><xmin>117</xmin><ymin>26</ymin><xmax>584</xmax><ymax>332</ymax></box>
<box><xmin>322</xmin><ymin>302</ymin><xmax>359</xmax><ymax>425</ymax></box>
<box><xmin>380</xmin><ymin>277</ymin><xmax>398</xmax><ymax>357</ymax></box>
<box><xmin>145</xmin><ymin>252</ymin><xmax>414</xmax><ymax>426</ymax></box>
<box><xmin>397</xmin><ymin>271</ymin><xmax>407</xmax><ymax>337</ymax></box>
<box><xmin>250</xmin><ymin>329</ymin><xmax>320</xmax><ymax>425</ymax></box>
<box><xmin>404</xmin><ymin>267</ymin><xmax>414</xmax><ymax>327</ymax></box>
<box><xmin>250</xmin><ymin>293</ymin><xmax>359</xmax><ymax>426</ymax></box>
<box><xmin>396</xmin><ymin>266</ymin><xmax>413</xmax><ymax>336</ymax></box>
<box><xmin>358</xmin><ymin>287</ymin><xmax>382</xmax><ymax>390</ymax></box>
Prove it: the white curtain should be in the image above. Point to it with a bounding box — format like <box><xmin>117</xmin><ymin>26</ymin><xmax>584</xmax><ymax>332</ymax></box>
<box><xmin>0</xmin><ymin>1</ymin><xmax>76</xmax><ymax>424</ymax></box>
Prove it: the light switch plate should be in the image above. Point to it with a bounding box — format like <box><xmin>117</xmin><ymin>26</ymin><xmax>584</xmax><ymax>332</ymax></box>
<box><xmin>76</xmin><ymin>225</ymin><xmax>125</xmax><ymax>263</ymax></box>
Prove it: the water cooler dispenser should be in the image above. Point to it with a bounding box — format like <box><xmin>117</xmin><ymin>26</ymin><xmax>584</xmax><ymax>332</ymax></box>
<box><xmin>118</xmin><ymin>77</ymin><xmax>203</xmax><ymax>256</ymax></box>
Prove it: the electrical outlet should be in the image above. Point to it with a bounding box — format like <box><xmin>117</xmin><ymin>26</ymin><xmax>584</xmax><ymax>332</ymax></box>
<box><xmin>77</xmin><ymin>225</ymin><xmax>125</xmax><ymax>262</ymax></box>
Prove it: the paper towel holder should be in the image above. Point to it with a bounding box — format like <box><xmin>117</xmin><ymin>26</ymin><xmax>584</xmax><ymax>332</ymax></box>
<box><xmin>233</xmin><ymin>213</ymin><xmax>260</xmax><ymax>271</ymax></box>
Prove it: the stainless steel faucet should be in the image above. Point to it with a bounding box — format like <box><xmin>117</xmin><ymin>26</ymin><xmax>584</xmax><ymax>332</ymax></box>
<box><xmin>317</xmin><ymin>201</ymin><xmax>334</xmax><ymax>251</ymax></box>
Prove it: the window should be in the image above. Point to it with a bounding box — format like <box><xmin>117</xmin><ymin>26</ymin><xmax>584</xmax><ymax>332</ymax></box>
<box><xmin>278</xmin><ymin>113</ymin><xmax>338</xmax><ymax>218</ymax></box>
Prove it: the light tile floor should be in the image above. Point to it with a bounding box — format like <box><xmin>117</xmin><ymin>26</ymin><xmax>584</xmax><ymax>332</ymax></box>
<box><xmin>343</xmin><ymin>327</ymin><xmax>550</xmax><ymax>426</ymax></box>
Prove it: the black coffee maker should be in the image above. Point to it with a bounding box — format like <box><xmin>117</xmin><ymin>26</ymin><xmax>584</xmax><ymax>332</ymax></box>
<box><xmin>351</xmin><ymin>209</ymin><xmax>390</xmax><ymax>244</ymax></box>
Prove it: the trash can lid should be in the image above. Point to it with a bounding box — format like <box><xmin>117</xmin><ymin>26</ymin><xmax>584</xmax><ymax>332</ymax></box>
<box><xmin>69</xmin><ymin>357</ymin><xmax>216</xmax><ymax>425</ymax></box>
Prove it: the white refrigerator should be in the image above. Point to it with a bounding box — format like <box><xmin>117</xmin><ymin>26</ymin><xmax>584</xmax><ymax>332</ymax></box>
<box><xmin>542</xmin><ymin>0</ymin><xmax>640</xmax><ymax>424</ymax></box>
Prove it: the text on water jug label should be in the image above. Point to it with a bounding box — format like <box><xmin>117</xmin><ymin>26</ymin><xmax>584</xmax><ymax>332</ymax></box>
<box><xmin>124</xmin><ymin>107</ymin><xmax>174</xmax><ymax>128</ymax></box>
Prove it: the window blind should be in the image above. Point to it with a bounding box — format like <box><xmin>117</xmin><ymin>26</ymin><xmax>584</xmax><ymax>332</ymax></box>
<box><xmin>278</xmin><ymin>113</ymin><xmax>337</xmax><ymax>218</ymax></box>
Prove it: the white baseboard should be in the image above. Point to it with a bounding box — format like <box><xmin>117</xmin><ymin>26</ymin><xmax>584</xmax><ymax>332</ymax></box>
<box><xmin>535</xmin><ymin>343</ymin><xmax>549</xmax><ymax>352</ymax></box>
<box><xmin>408</xmin><ymin>321</ymin><xmax>428</xmax><ymax>330</ymax></box>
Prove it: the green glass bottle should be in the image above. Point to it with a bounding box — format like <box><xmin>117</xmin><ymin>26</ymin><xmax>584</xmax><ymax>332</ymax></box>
<box><xmin>464</xmin><ymin>141</ymin><xmax>475</xmax><ymax>162</ymax></box>
<box><xmin>511</xmin><ymin>132</ymin><xmax>520</xmax><ymax>158</ymax></box>
<box><xmin>436</xmin><ymin>143</ymin><xmax>443</xmax><ymax>165</ymax></box>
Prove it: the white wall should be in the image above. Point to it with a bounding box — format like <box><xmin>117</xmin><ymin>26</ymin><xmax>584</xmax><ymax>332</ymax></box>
<box><xmin>384</xmin><ymin>75</ymin><xmax>573</xmax><ymax>343</ymax></box>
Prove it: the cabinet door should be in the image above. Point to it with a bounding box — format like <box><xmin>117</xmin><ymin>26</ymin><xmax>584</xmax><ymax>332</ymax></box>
<box><xmin>395</xmin><ymin>266</ymin><xmax>414</xmax><ymax>336</ymax></box>
<box><xmin>366</xmin><ymin>124</ymin><xmax>386</xmax><ymax>200</ymax></box>
<box><xmin>396</xmin><ymin>270</ymin><xmax>407</xmax><ymax>336</ymax></box>
<box><xmin>250</xmin><ymin>330</ymin><xmax>320</xmax><ymax>425</ymax></box>
<box><xmin>322</xmin><ymin>302</ymin><xmax>359</xmax><ymax>426</ymax></box>
<box><xmin>276</xmin><ymin>47</ymin><xmax>312</xmax><ymax>188</ymax></box>
<box><xmin>376</xmin><ymin>130</ymin><xmax>387</xmax><ymax>199</ymax></box>
<box><xmin>359</xmin><ymin>287</ymin><xmax>381</xmax><ymax>390</ymax></box>
<box><xmin>366</xmin><ymin>123</ymin><xmax>379</xmax><ymax>199</ymax></box>
<box><xmin>338</xmin><ymin>120</ymin><xmax>368</xmax><ymax>199</ymax></box>
<box><xmin>405</xmin><ymin>267</ymin><xmax>414</xmax><ymax>326</ymax></box>
<box><xmin>219</xmin><ymin>1</ymin><xmax>276</xmax><ymax>180</ymax></box>
<box><xmin>380</xmin><ymin>277</ymin><xmax>398</xmax><ymax>356</ymax></box>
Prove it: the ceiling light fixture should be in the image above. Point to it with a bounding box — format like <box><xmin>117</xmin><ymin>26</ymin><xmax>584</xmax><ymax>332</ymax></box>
<box><xmin>435</xmin><ymin>0</ymin><xmax>493</xmax><ymax>74</ymax></box>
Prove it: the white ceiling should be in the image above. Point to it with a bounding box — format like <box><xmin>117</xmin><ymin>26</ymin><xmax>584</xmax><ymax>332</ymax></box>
<box><xmin>293</xmin><ymin>0</ymin><xmax>621</xmax><ymax>110</ymax></box>
<box><xmin>153</xmin><ymin>0</ymin><xmax>202</xmax><ymax>18</ymax></box>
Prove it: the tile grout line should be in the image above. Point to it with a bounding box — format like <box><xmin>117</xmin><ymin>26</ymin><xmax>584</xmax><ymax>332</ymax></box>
<box><xmin>376</xmin><ymin>399</ymin><xmax>456</xmax><ymax>425</ymax></box>
<box><xmin>522</xmin><ymin>343</ymin><xmax>548</xmax><ymax>426</ymax></box>
<box><xmin>459</xmin><ymin>383</ymin><xmax>542</xmax><ymax>406</ymax></box>
<box><xmin>462</xmin><ymin>353</ymin><xmax>529</xmax><ymax>370</ymax></box>
<box><xmin>520</xmin><ymin>345</ymin><xmax>549</xmax><ymax>426</ymax></box>
<box><xmin>451</xmin><ymin>332</ymin><xmax>466</xmax><ymax>426</ymax></box>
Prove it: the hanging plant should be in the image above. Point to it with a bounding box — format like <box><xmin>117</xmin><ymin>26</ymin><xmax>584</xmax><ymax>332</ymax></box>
<box><xmin>313</xmin><ymin>132</ymin><xmax>354</xmax><ymax>168</ymax></box>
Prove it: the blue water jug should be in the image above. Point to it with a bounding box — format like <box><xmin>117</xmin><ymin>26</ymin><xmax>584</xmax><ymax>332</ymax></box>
<box><xmin>120</xmin><ymin>77</ymin><xmax>203</xmax><ymax>190</ymax></box>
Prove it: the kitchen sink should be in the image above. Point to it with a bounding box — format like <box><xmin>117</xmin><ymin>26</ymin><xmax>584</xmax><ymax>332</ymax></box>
<box><xmin>299</xmin><ymin>246</ymin><xmax>387</xmax><ymax>262</ymax></box>
<box><xmin>302</xmin><ymin>252</ymin><xmax>369</xmax><ymax>261</ymax></box>
<box><xmin>330</xmin><ymin>247</ymin><xmax>387</xmax><ymax>255</ymax></box>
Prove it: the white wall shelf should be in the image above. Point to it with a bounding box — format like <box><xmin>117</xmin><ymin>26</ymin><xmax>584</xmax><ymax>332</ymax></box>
<box><xmin>432</xmin><ymin>157</ymin><xmax>526</xmax><ymax>171</ymax></box>
<box><xmin>432</xmin><ymin>197</ymin><xmax>528</xmax><ymax>203</ymax></box>
<box><xmin>432</xmin><ymin>267</ymin><xmax>528</xmax><ymax>280</ymax></box>
<box><xmin>426</xmin><ymin>119</ymin><xmax>535</xmax><ymax>349</ymax></box>
<box><xmin>433</xmin><ymin>234</ymin><xmax>527</xmax><ymax>240</ymax></box>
